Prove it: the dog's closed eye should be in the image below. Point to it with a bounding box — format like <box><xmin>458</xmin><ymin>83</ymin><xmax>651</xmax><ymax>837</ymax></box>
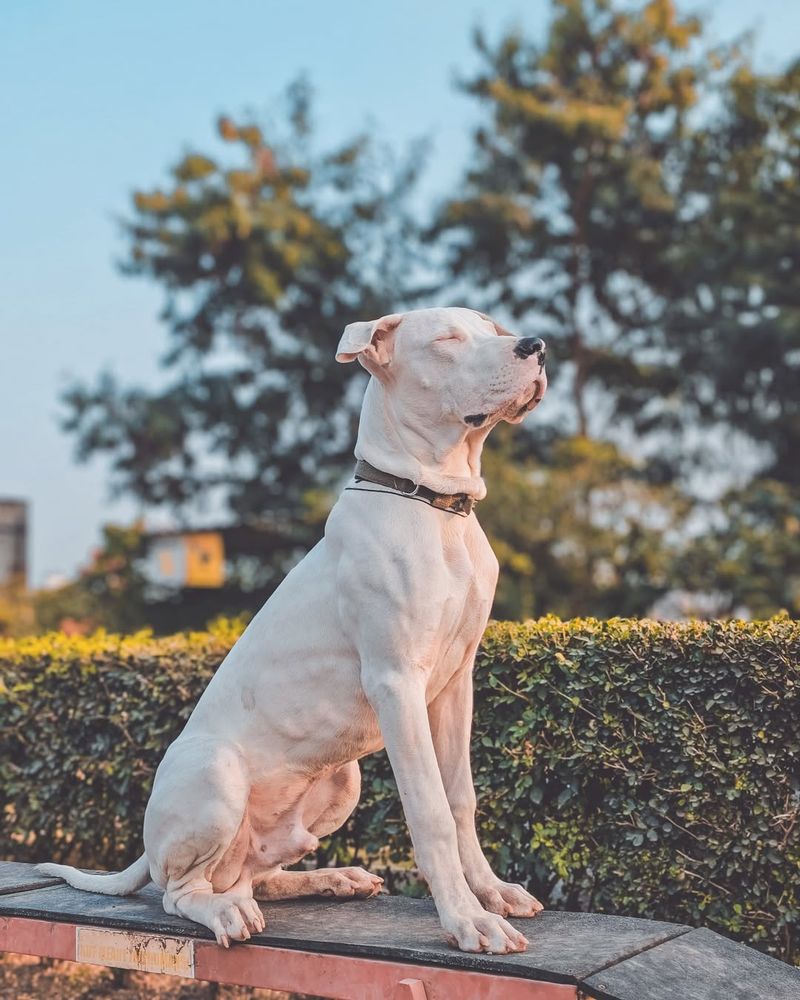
<box><xmin>433</xmin><ymin>331</ymin><xmax>466</xmax><ymax>345</ymax></box>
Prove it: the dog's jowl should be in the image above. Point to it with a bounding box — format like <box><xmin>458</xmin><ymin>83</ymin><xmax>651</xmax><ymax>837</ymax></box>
<box><xmin>39</xmin><ymin>307</ymin><xmax>548</xmax><ymax>954</ymax></box>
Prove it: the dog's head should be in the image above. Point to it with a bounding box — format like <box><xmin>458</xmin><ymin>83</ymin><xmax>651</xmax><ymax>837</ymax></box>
<box><xmin>336</xmin><ymin>307</ymin><xmax>547</xmax><ymax>429</ymax></box>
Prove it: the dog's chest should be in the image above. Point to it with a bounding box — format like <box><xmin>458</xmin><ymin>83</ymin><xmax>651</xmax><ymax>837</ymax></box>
<box><xmin>424</xmin><ymin>527</ymin><xmax>495</xmax><ymax>699</ymax></box>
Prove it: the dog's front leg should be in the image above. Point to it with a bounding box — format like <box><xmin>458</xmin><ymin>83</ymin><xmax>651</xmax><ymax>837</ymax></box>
<box><xmin>362</xmin><ymin>663</ymin><xmax>528</xmax><ymax>954</ymax></box>
<box><xmin>429</xmin><ymin>667</ymin><xmax>544</xmax><ymax>920</ymax></box>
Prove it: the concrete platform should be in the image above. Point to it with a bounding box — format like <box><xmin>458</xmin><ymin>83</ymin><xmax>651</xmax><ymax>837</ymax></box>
<box><xmin>0</xmin><ymin>862</ymin><xmax>797</xmax><ymax>998</ymax></box>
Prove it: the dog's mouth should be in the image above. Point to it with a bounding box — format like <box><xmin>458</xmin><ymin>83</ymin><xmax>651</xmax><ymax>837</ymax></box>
<box><xmin>506</xmin><ymin>373</ymin><xmax>547</xmax><ymax>423</ymax></box>
<box><xmin>516</xmin><ymin>384</ymin><xmax>544</xmax><ymax>416</ymax></box>
<box><xmin>463</xmin><ymin>372</ymin><xmax>547</xmax><ymax>428</ymax></box>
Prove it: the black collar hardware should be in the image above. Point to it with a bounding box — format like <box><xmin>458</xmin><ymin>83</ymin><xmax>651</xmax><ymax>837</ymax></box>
<box><xmin>351</xmin><ymin>459</ymin><xmax>477</xmax><ymax>517</ymax></box>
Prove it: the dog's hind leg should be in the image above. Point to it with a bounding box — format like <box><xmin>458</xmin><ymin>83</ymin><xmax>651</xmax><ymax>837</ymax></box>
<box><xmin>304</xmin><ymin>760</ymin><xmax>362</xmax><ymax>838</ymax></box>
<box><xmin>253</xmin><ymin>761</ymin><xmax>382</xmax><ymax>902</ymax></box>
<box><xmin>145</xmin><ymin>737</ymin><xmax>265</xmax><ymax>946</ymax></box>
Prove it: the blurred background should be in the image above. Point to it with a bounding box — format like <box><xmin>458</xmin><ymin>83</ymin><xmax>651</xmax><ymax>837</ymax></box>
<box><xmin>2</xmin><ymin>0</ymin><xmax>799</xmax><ymax>635</ymax></box>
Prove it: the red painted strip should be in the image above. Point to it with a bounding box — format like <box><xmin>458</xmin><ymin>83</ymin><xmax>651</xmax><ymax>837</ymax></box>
<box><xmin>194</xmin><ymin>940</ymin><xmax>577</xmax><ymax>999</ymax></box>
<box><xmin>0</xmin><ymin>916</ymin><xmax>76</xmax><ymax>962</ymax></box>
<box><xmin>0</xmin><ymin>915</ymin><xmax>576</xmax><ymax>999</ymax></box>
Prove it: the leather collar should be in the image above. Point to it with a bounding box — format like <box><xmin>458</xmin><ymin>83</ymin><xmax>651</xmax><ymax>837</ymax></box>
<box><xmin>351</xmin><ymin>459</ymin><xmax>476</xmax><ymax>517</ymax></box>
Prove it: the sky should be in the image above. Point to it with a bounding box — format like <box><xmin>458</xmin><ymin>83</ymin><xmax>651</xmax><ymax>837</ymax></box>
<box><xmin>1</xmin><ymin>0</ymin><xmax>798</xmax><ymax>587</ymax></box>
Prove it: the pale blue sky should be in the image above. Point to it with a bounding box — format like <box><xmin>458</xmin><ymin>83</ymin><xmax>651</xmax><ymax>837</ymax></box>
<box><xmin>1</xmin><ymin>0</ymin><xmax>797</xmax><ymax>586</ymax></box>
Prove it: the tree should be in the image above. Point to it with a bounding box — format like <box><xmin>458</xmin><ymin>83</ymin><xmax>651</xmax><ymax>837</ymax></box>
<box><xmin>63</xmin><ymin>82</ymin><xmax>422</xmax><ymax>529</ymax></box>
<box><xmin>437</xmin><ymin>0</ymin><xmax>707</xmax><ymax>448</ymax></box>
<box><xmin>433</xmin><ymin>0</ymin><xmax>714</xmax><ymax>615</ymax></box>
<box><xmin>665</xmin><ymin>59</ymin><xmax>800</xmax><ymax>484</ymax></box>
<box><xmin>662</xmin><ymin>60</ymin><xmax>800</xmax><ymax>614</ymax></box>
<box><xmin>436</xmin><ymin>0</ymin><xmax>799</xmax><ymax>617</ymax></box>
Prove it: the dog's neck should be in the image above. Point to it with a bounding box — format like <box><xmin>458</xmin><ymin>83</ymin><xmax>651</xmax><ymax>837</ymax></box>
<box><xmin>352</xmin><ymin>378</ymin><xmax>489</xmax><ymax>500</ymax></box>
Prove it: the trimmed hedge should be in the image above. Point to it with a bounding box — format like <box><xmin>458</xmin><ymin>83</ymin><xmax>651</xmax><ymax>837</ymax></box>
<box><xmin>1</xmin><ymin>616</ymin><xmax>798</xmax><ymax>963</ymax></box>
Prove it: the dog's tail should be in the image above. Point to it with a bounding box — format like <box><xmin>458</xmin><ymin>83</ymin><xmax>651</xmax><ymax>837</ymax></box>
<box><xmin>36</xmin><ymin>853</ymin><xmax>151</xmax><ymax>896</ymax></box>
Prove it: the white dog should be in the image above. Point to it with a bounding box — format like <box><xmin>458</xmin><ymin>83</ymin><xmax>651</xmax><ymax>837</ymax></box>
<box><xmin>39</xmin><ymin>307</ymin><xmax>548</xmax><ymax>955</ymax></box>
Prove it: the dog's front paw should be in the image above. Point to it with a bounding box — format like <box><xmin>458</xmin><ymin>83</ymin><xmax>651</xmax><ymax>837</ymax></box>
<box><xmin>442</xmin><ymin>908</ymin><xmax>528</xmax><ymax>954</ymax></box>
<box><xmin>473</xmin><ymin>879</ymin><xmax>544</xmax><ymax>918</ymax></box>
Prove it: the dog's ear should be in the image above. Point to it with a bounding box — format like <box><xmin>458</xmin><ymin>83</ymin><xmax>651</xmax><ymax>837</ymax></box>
<box><xmin>335</xmin><ymin>314</ymin><xmax>404</xmax><ymax>377</ymax></box>
<box><xmin>475</xmin><ymin>311</ymin><xmax>514</xmax><ymax>337</ymax></box>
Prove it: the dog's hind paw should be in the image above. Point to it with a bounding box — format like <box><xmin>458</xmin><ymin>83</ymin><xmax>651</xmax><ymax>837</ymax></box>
<box><xmin>318</xmin><ymin>866</ymin><xmax>384</xmax><ymax>899</ymax></box>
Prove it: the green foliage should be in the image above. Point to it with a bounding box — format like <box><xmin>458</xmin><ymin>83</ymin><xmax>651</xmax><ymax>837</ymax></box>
<box><xmin>0</xmin><ymin>624</ymin><xmax>235</xmax><ymax>864</ymax></box>
<box><xmin>479</xmin><ymin>428</ymin><xmax>690</xmax><ymax>618</ymax></box>
<box><xmin>661</xmin><ymin>57</ymin><xmax>800</xmax><ymax>598</ymax></box>
<box><xmin>62</xmin><ymin>81</ymin><xmax>422</xmax><ymax>522</ymax></box>
<box><xmin>665</xmin><ymin>58</ymin><xmax>800</xmax><ymax>483</ymax></box>
<box><xmin>674</xmin><ymin>481</ymin><xmax>800</xmax><ymax>617</ymax></box>
<box><xmin>2</xmin><ymin>617</ymin><xmax>798</xmax><ymax>963</ymax></box>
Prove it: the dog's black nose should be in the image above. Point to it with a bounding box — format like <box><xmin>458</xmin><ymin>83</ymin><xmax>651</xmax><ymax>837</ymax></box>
<box><xmin>514</xmin><ymin>337</ymin><xmax>546</xmax><ymax>359</ymax></box>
